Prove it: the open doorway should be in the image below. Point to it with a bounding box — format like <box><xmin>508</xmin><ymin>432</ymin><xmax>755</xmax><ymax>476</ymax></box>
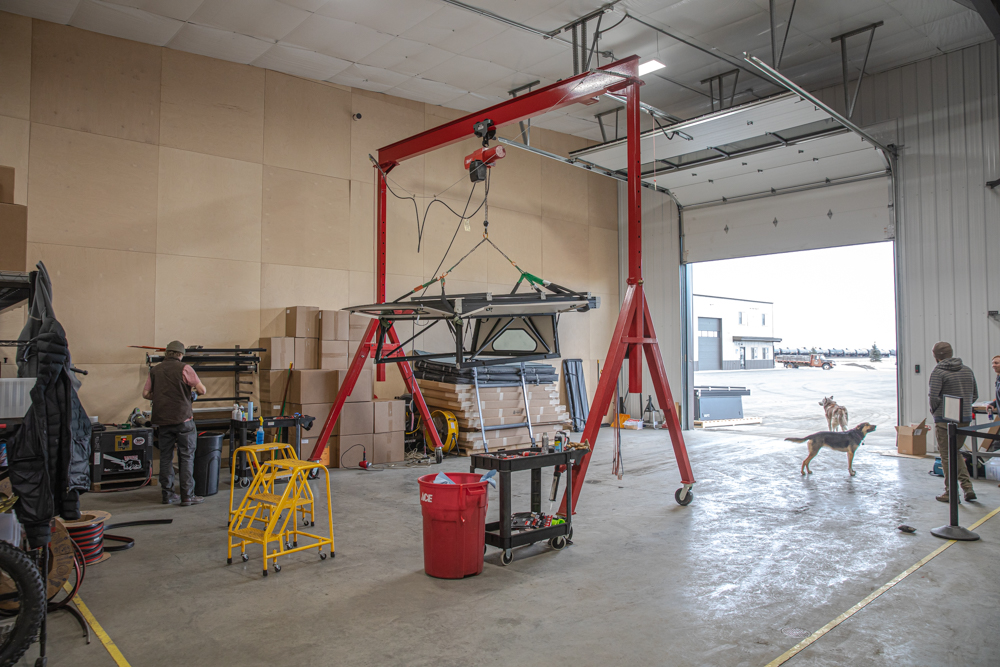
<box><xmin>689</xmin><ymin>242</ymin><xmax>898</xmax><ymax>443</ymax></box>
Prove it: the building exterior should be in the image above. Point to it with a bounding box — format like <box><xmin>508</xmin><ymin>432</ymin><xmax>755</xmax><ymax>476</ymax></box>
<box><xmin>693</xmin><ymin>295</ymin><xmax>780</xmax><ymax>371</ymax></box>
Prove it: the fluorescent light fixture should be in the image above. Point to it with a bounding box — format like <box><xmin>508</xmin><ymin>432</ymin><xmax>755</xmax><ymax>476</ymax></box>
<box><xmin>638</xmin><ymin>59</ymin><xmax>665</xmax><ymax>76</ymax></box>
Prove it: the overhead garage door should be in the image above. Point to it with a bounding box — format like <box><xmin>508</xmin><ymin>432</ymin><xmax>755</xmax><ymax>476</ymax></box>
<box><xmin>697</xmin><ymin>317</ymin><xmax>722</xmax><ymax>370</ymax></box>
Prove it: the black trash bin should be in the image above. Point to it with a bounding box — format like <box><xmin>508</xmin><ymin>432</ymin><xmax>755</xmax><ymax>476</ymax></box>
<box><xmin>194</xmin><ymin>432</ymin><xmax>224</xmax><ymax>497</ymax></box>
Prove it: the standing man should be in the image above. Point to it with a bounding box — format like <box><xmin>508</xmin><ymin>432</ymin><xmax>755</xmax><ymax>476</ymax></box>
<box><xmin>142</xmin><ymin>341</ymin><xmax>207</xmax><ymax>506</ymax></box>
<box><xmin>928</xmin><ymin>341</ymin><xmax>977</xmax><ymax>503</ymax></box>
<box><xmin>986</xmin><ymin>355</ymin><xmax>1000</xmax><ymax>419</ymax></box>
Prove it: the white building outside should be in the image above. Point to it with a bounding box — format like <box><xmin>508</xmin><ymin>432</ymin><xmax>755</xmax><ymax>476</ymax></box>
<box><xmin>693</xmin><ymin>295</ymin><xmax>780</xmax><ymax>371</ymax></box>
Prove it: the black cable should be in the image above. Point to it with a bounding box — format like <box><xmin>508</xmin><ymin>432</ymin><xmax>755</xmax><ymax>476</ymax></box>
<box><xmin>422</xmin><ymin>169</ymin><xmax>491</xmax><ymax>297</ymax></box>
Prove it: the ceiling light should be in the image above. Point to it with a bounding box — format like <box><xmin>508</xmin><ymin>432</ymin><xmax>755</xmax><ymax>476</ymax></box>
<box><xmin>638</xmin><ymin>59</ymin><xmax>665</xmax><ymax>76</ymax></box>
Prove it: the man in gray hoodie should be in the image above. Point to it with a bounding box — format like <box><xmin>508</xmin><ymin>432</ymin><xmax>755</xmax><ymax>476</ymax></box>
<box><xmin>928</xmin><ymin>341</ymin><xmax>977</xmax><ymax>502</ymax></box>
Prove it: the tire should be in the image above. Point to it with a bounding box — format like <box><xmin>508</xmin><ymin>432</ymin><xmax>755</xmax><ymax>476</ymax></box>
<box><xmin>822</xmin><ymin>364</ymin><xmax>832</xmax><ymax>370</ymax></box>
<box><xmin>500</xmin><ymin>549</ymin><xmax>513</xmax><ymax>566</ymax></box>
<box><xmin>0</xmin><ymin>541</ymin><xmax>44</xmax><ymax>667</ymax></box>
<box><xmin>674</xmin><ymin>488</ymin><xmax>694</xmax><ymax>506</ymax></box>
<box><xmin>549</xmin><ymin>536</ymin><xmax>567</xmax><ymax>550</ymax></box>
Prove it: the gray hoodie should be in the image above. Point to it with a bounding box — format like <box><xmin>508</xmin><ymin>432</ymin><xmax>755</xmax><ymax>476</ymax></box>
<box><xmin>928</xmin><ymin>357</ymin><xmax>978</xmax><ymax>422</ymax></box>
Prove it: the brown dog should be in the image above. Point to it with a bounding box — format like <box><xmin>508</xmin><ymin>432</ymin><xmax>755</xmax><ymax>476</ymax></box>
<box><xmin>787</xmin><ymin>423</ymin><xmax>877</xmax><ymax>477</ymax></box>
<box><xmin>820</xmin><ymin>396</ymin><xmax>849</xmax><ymax>432</ymax></box>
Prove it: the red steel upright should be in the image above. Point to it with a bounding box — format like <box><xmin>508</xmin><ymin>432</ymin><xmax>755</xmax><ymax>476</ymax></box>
<box><xmin>311</xmin><ymin>56</ymin><xmax>693</xmax><ymax>508</ymax></box>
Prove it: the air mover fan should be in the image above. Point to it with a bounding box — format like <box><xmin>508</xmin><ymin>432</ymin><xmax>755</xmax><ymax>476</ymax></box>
<box><xmin>430</xmin><ymin>410</ymin><xmax>458</xmax><ymax>456</ymax></box>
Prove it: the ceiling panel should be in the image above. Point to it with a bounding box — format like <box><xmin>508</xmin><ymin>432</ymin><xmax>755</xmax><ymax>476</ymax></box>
<box><xmin>386</xmin><ymin>76</ymin><xmax>468</xmax><ymax>105</ymax></box>
<box><xmin>329</xmin><ymin>63</ymin><xmax>410</xmax><ymax>92</ymax></box>
<box><xmin>283</xmin><ymin>13</ymin><xmax>394</xmax><ymax>62</ymax></box>
<box><xmin>0</xmin><ymin>0</ymin><xmax>80</xmax><ymax>23</ymax></box>
<box><xmin>252</xmin><ymin>43</ymin><xmax>351</xmax><ymax>81</ymax></box>
<box><xmin>167</xmin><ymin>22</ymin><xmax>272</xmax><ymax>63</ymax></box>
<box><xmin>644</xmin><ymin>0</ymin><xmax>763</xmax><ymax>38</ymax></box>
<box><xmin>361</xmin><ymin>38</ymin><xmax>453</xmax><ymax>76</ymax></box>
<box><xmin>70</xmin><ymin>0</ymin><xmax>182</xmax><ymax>46</ymax></box>
<box><xmin>419</xmin><ymin>55</ymin><xmax>517</xmax><ymax>92</ymax></box>
<box><xmin>399</xmin><ymin>6</ymin><xmax>508</xmax><ymax>55</ymax></box>
<box><xmin>316</xmin><ymin>0</ymin><xmax>440</xmax><ymax>36</ymax></box>
<box><xmin>456</xmin><ymin>0</ymin><xmax>568</xmax><ymax>25</ymax></box>
<box><xmin>472</xmin><ymin>27</ymin><xmax>568</xmax><ymax>71</ymax></box>
<box><xmin>191</xmin><ymin>0</ymin><xmax>310</xmax><ymax>42</ymax></box>
<box><xmin>103</xmin><ymin>0</ymin><xmax>204</xmax><ymax>21</ymax></box>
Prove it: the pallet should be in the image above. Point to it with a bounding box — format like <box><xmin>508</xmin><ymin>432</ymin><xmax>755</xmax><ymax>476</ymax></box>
<box><xmin>693</xmin><ymin>417</ymin><xmax>763</xmax><ymax>429</ymax></box>
<box><xmin>91</xmin><ymin>474</ymin><xmax>156</xmax><ymax>491</ymax></box>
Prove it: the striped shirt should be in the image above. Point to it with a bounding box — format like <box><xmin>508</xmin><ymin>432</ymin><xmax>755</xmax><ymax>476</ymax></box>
<box><xmin>928</xmin><ymin>357</ymin><xmax>978</xmax><ymax>422</ymax></box>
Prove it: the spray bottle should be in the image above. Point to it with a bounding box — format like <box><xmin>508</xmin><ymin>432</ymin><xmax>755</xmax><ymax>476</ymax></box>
<box><xmin>255</xmin><ymin>417</ymin><xmax>265</xmax><ymax>445</ymax></box>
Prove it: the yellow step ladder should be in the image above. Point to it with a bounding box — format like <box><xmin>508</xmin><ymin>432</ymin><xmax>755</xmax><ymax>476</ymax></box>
<box><xmin>227</xmin><ymin>458</ymin><xmax>334</xmax><ymax>576</ymax></box>
<box><xmin>229</xmin><ymin>443</ymin><xmax>314</xmax><ymax>528</ymax></box>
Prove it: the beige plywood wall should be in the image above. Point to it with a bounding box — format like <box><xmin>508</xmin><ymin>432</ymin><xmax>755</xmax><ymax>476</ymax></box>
<box><xmin>0</xmin><ymin>12</ymin><xmax>619</xmax><ymax>423</ymax></box>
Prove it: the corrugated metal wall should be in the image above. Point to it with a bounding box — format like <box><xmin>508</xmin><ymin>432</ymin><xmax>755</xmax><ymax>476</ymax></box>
<box><xmin>813</xmin><ymin>40</ymin><xmax>1000</xmax><ymax>424</ymax></box>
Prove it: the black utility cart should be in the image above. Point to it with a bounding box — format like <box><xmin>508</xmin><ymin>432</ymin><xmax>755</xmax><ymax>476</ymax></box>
<box><xmin>228</xmin><ymin>414</ymin><xmax>314</xmax><ymax>486</ymax></box>
<box><xmin>471</xmin><ymin>446</ymin><xmax>588</xmax><ymax>566</ymax></box>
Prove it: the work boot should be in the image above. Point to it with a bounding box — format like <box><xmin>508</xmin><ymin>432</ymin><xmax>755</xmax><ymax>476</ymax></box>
<box><xmin>162</xmin><ymin>492</ymin><xmax>180</xmax><ymax>505</ymax></box>
<box><xmin>180</xmin><ymin>495</ymin><xmax>205</xmax><ymax>507</ymax></box>
<box><xmin>964</xmin><ymin>488</ymin><xmax>977</xmax><ymax>502</ymax></box>
<box><xmin>935</xmin><ymin>492</ymin><xmax>959</xmax><ymax>503</ymax></box>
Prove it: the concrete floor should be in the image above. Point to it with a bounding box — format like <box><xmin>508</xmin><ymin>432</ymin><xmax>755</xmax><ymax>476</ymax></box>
<box><xmin>29</xmin><ymin>364</ymin><xmax>1000</xmax><ymax>666</ymax></box>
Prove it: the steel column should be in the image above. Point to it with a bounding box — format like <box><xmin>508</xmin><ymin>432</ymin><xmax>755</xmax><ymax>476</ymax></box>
<box><xmin>375</xmin><ymin>165</ymin><xmax>388</xmax><ymax>382</ymax></box>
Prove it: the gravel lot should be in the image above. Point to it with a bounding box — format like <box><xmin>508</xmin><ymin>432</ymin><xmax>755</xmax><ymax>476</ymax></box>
<box><xmin>694</xmin><ymin>361</ymin><xmax>899</xmax><ymax>448</ymax></box>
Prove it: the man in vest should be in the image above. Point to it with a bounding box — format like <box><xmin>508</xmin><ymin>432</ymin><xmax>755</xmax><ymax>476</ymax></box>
<box><xmin>142</xmin><ymin>341</ymin><xmax>207</xmax><ymax>505</ymax></box>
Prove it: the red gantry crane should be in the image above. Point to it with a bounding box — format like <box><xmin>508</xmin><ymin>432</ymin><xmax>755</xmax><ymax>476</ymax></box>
<box><xmin>308</xmin><ymin>56</ymin><xmax>696</xmax><ymax>509</ymax></box>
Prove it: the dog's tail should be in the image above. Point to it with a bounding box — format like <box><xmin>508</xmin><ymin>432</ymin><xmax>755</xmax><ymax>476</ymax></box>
<box><xmin>784</xmin><ymin>437</ymin><xmax>809</xmax><ymax>443</ymax></box>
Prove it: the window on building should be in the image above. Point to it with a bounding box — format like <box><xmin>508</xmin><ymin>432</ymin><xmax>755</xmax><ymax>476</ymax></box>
<box><xmin>738</xmin><ymin>312</ymin><xmax>743</xmax><ymax>324</ymax></box>
<box><xmin>762</xmin><ymin>313</ymin><xmax>766</xmax><ymax>326</ymax></box>
<box><xmin>751</xmin><ymin>347</ymin><xmax>758</xmax><ymax>359</ymax></box>
<box><xmin>762</xmin><ymin>347</ymin><xmax>768</xmax><ymax>359</ymax></box>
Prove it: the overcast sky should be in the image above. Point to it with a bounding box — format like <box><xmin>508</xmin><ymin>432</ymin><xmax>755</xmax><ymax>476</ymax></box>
<box><xmin>692</xmin><ymin>242</ymin><xmax>897</xmax><ymax>351</ymax></box>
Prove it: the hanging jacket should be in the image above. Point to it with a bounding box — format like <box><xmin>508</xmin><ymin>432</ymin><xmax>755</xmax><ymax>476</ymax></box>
<box><xmin>11</xmin><ymin>262</ymin><xmax>91</xmax><ymax>548</ymax></box>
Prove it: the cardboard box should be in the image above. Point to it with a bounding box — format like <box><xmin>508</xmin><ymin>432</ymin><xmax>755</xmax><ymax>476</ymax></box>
<box><xmin>319</xmin><ymin>310</ymin><xmax>350</xmax><ymax>341</ymax></box>
<box><xmin>340</xmin><ymin>368</ymin><xmax>373</xmax><ymax>403</ymax></box>
<box><xmin>0</xmin><ymin>166</ymin><xmax>14</xmax><ymax>204</ymax></box>
<box><xmin>319</xmin><ymin>340</ymin><xmax>349</xmax><ymax>370</ymax></box>
<box><xmin>0</xmin><ymin>204</ymin><xmax>27</xmax><ymax>272</ymax></box>
<box><xmin>895</xmin><ymin>419</ymin><xmax>928</xmax><ymax>456</ymax></box>
<box><xmin>331</xmin><ymin>434</ymin><xmax>372</xmax><ymax>468</ymax></box>
<box><xmin>373</xmin><ymin>430</ymin><xmax>405</xmax><ymax>464</ymax></box>
<box><xmin>258</xmin><ymin>337</ymin><xmax>294</xmax><ymax>371</ymax></box>
<box><xmin>259</xmin><ymin>370</ymin><xmax>289</xmax><ymax>403</ymax></box>
<box><xmin>294</xmin><ymin>338</ymin><xmax>318</xmax><ymax>370</ymax></box>
<box><xmin>348</xmin><ymin>340</ymin><xmax>374</xmax><ymax>368</ymax></box>
<box><xmin>285</xmin><ymin>306</ymin><xmax>318</xmax><ymax>338</ymax></box>
<box><xmin>374</xmin><ymin>399</ymin><xmax>405</xmax><ymax>433</ymax></box>
<box><xmin>285</xmin><ymin>403</ymin><xmax>332</xmax><ymax>420</ymax></box>
<box><xmin>289</xmin><ymin>370</ymin><xmax>339</xmax><ymax>404</ymax></box>
<box><xmin>349</xmin><ymin>314</ymin><xmax>368</xmax><ymax>341</ymax></box>
<box><xmin>297</xmin><ymin>436</ymin><xmax>331</xmax><ymax>466</ymax></box>
<box><xmin>337</xmin><ymin>401</ymin><xmax>374</xmax><ymax>436</ymax></box>
<box><xmin>0</xmin><ymin>363</ymin><xmax>16</xmax><ymax>379</ymax></box>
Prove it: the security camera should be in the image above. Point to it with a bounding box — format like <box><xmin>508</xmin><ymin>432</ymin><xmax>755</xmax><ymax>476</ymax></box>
<box><xmin>352</xmin><ymin>113</ymin><xmax>362</xmax><ymax>121</ymax></box>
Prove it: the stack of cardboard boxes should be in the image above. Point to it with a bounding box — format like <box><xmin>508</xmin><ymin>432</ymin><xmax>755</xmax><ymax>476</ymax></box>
<box><xmin>0</xmin><ymin>166</ymin><xmax>27</xmax><ymax>274</ymax></box>
<box><xmin>257</xmin><ymin>307</ymin><xmax>404</xmax><ymax>467</ymax></box>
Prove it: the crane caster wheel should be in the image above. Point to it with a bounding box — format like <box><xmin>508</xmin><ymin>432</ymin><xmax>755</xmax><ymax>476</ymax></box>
<box><xmin>435</xmin><ymin>447</ymin><xmax>443</xmax><ymax>464</ymax></box>
<box><xmin>320</xmin><ymin>552</ymin><xmax>327</xmax><ymax>560</ymax></box>
<box><xmin>273</xmin><ymin>564</ymin><xmax>281</xmax><ymax>573</ymax></box>
<box><xmin>549</xmin><ymin>536</ymin><xmax>567</xmax><ymax>550</ymax></box>
<box><xmin>500</xmin><ymin>549</ymin><xmax>513</xmax><ymax>566</ymax></box>
<box><xmin>675</xmin><ymin>488</ymin><xmax>694</xmax><ymax>506</ymax></box>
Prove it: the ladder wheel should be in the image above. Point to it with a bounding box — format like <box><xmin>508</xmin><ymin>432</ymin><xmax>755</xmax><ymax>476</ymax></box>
<box><xmin>274</xmin><ymin>564</ymin><xmax>281</xmax><ymax>573</ymax></box>
<box><xmin>320</xmin><ymin>552</ymin><xmax>327</xmax><ymax>560</ymax></box>
<box><xmin>241</xmin><ymin>553</ymin><xmax>249</xmax><ymax>562</ymax></box>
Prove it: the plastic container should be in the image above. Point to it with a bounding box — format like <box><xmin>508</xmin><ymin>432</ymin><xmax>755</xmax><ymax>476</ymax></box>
<box><xmin>194</xmin><ymin>432</ymin><xmax>224</xmax><ymax>497</ymax></box>
<box><xmin>985</xmin><ymin>457</ymin><xmax>1000</xmax><ymax>481</ymax></box>
<box><xmin>418</xmin><ymin>472</ymin><xmax>489</xmax><ymax>579</ymax></box>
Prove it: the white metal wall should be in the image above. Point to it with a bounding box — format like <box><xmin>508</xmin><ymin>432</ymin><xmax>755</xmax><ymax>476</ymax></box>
<box><xmin>633</xmin><ymin>39</ymin><xmax>1000</xmax><ymax>427</ymax></box>
<box><xmin>813</xmin><ymin>41</ymin><xmax>1000</xmax><ymax>425</ymax></box>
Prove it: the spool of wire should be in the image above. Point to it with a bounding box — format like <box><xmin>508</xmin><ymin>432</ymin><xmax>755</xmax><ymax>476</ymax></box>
<box><xmin>62</xmin><ymin>511</ymin><xmax>112</xmax><ymax>565</ymax></box>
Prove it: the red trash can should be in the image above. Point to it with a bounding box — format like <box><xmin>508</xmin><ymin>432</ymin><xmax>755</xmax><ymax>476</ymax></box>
<box><xmin>418</xmin><ymin>472</ymin><xmax>489</xmax><ymax>579</ymax></box>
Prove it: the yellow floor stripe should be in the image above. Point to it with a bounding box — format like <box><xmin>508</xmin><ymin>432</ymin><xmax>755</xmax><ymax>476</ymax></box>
<box><xmin>765</xmin><ymin>505</ymin><xmax>1000</xmax><ymax>667</ymax></box>
<box><xmin>62</xmin><ymin>582</ymin><xmax>131</xmax><ymax>667</ymax></box>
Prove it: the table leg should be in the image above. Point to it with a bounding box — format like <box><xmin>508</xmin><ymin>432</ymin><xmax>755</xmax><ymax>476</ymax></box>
<box><xmin>500</xmin><ymin>471</ymin><xmax>512</xmax><ymax>548</ymax></box>
<box><xmin>531</xmin><ymin>467</ymin><xmax>541</xmax><ymax>514</ymax></box>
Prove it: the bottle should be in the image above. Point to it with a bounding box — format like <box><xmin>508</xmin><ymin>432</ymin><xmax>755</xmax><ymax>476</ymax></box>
<box><xmin>255</xmin><ymin>418</ymin><xmax>265</xmax><ymax>445</ymax></box>
<box><xmin>232</xmin><ymin>404</ymin><xmax>241</xmax><ymax>420</ymax></box>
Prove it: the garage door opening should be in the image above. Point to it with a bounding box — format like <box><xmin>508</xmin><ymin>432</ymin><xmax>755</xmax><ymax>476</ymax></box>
<box><xmin>689</xmin><ymin>242</ymin><xmax>898</xmax><ymax>440</ymax></box>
